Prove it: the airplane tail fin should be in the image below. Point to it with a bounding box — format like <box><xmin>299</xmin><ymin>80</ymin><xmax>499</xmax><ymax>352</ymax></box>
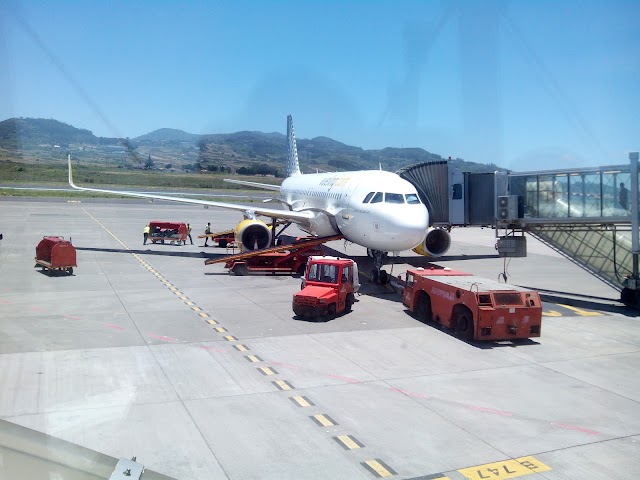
<box><xmin>286</xmin><ymin>115</ymin><xmax>302</xmax><ymax>177</ymax></box>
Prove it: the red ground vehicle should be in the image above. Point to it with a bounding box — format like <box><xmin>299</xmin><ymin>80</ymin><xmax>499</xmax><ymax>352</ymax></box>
<box><xmin>402</xmin><ymin>267</ymin><xmax>542</xmax><ymax>341</ymax></box>
<box><xmin>148</xmin><ymin>221</ymin><xmax>188</xmax><ymax>245</ymax></box>
<box><xmin>35</xmin><ymin>236</ymin><xmax>77</xmax><ymax>276</ymax></box>
<box><xmin>293</xmin><ymin>256</ymin><xmax>360</xmax><ymax>319</ymax></box>
<box><xmin>205</xmin><ymin>235</ymin><xmax>343</xmax><ymax>276</ymax></box>
<box><xmin>199</xmin><ymin>229</ymin><xmax>236</xmax><ymax>248</ymax></box>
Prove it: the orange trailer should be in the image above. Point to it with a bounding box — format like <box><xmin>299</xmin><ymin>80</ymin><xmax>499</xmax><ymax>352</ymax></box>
<box><xmin>148</xmin><ymin>221</ymin><xmax>188</xmax><ymax>245</ymax></box>
<box><xmin>402</xmin><ymin>267</ymin><xmax>542</xmax><ymax>341</ymax></box>
<box><xmin>35</xmin><ymin>236</ymin><xmax>77</xmax><ymax>276</ymax></box>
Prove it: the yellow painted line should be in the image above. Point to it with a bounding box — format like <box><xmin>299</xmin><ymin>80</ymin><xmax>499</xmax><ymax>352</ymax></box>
<box><xmin>192</xmin><ymin>307</ymin><xmax>202</xmax><ymax>312</ymax></box>
<box><xmin>224</xmin><ymin>335</ymin><xmax>237</xmax><ymax>341</ymax></box>
<box><xmin>458</xmin><ymin>456</ymin><xmax>551</xmax><ymax>480</ymax></box>
<box><xmin>205</xmin><ymin>319</ymin><xmax>218</xmax><ymax>325</ymax></box>
<box><xmin>245</xmin><ymin>355</ymin><xmax>262</xmax><ymax>363</ymax></box>
<box><xmin>178</xmin><ymin>296</ymin><xmax>188</xmax><ymax>301</ymax></box>
<box><xmin>169</xmin><ymin>287</ymin><xmax>178</xmax><ymax>291</ymax></box>
<box><xmin>558</xmin><ymin>304</ymin><xmax>604</xmax><ymax>316</ymax></box>
<box><xmin>273</xmin><ymin>380</ymin><xmax>293</xmax><ymax>391</ymax></box>
<box><xmin>310</xmin><ymin>414</ymin><xmax>336</xmax><ymax>427</ymax></box>
<box><xmin>334</xmin><ymin>435</ymin><xmax>364</xmax><ymax>450</ymax></box>
<box><xmin>185</xmin><ymin>301</ymin><xmax>195</xmax><ymax>306</ymax></box>
<box><xmin>542</xmin><ymin>310</ymin><xmax>562</xmax><ymax>317</ymax></box>
<box><xmin>290</xmin><ymin>396</ymin><xmax>314</xmax><ymax>407</ymax></box>
<box><xmin>361</xmin><ymin>459</ymin><xmax>396</xmax><ymax>478</ymax></box>
<box><xmin>199</xmin><ymin>312</ymin><xmax>210</xmax><ymax>318</ymax></box>
<box><xmin>258</xmin><ymin>366</ymin><xmax>277</xmax><ymax>376</ymax></box>
<box><xmin>173</xmin><ymin>291</ymin><xmax>183</xmax><ymax>296</ymax></box>
<box><xmin>233</xmin><ymin>344</ymin><xmax>249</xmax><ymax>352</ymax></box>
<box><xmin>215</xmin><ymin>327</ymin><xmax>227</xmax><ymax>333</ymax></box>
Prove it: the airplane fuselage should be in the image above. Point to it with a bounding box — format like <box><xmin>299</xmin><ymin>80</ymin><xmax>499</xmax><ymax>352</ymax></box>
<box><xmin>280</xmin><ymin>170</ymin><xmax>429</xmax><ymax>252</ymax></box>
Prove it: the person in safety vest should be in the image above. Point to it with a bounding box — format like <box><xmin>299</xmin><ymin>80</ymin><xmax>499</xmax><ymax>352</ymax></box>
<box><xmin>187</xmin><ymin>223</ymin><xmax>193</xmax><ymax>244</ymax></box>
<box><xmin>204</xmin><ymin>222</ymin><xmax>211</xmax><ymax>246</ymax></box>
<box><xmin>143</xmin><ymin>224</ymin><xmax>150</xmax><ymax>245</ymax></box>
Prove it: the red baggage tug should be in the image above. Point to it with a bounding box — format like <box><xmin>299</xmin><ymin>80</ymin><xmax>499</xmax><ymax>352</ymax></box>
<box><xmin>402</xmin><ymin>267</ymin><xmax>542</xmax><ymax>341</ymax></box>
<box><xmin>35</xmin><ymin>236</ymin><xmax>77</xmax><ymax>276</ymax></box>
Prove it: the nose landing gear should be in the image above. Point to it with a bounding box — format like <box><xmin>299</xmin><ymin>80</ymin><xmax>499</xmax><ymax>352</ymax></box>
<box><xmin>367</xmin><ymin>249</ymin><xmax>390</xmax><ymax>285</ymax></box>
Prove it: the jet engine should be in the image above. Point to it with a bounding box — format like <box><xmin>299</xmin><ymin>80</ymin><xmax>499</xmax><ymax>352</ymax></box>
<box><xmin>235</xmin><ymin>219</ymin><xmax>272</xmax><ymax>251</ymax></box>
<box><xmin>412</xmin><ymin>228</ymin><xmax>451</xmax><ymax>257</ymax></box>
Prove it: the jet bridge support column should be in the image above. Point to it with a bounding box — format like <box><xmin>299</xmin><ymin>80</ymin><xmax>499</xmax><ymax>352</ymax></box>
<box><xmin>622</xmin><ymin>151</ymin><xmax>639</xmax><ymax>306</ymax></box>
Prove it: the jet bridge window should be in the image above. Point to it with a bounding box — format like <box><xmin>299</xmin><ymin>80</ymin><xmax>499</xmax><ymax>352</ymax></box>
<box><xmin>405</xmin><ymin>193</ymin><xmax>421</xmax><ymax>204</ymax></box>
<box><xmin>370</xmin><ymin>192</ymin><xmax>383</xmax><ymax>203</ymax></box>
<box><xmin>362</xmin><ymin>192</ymin><xmax>375</xmax><ymax>203</ymax></box>
<box><xmin>385</xmin><ymin>193</ymin><xmax>404</xmax><ymax>204</ymax></box>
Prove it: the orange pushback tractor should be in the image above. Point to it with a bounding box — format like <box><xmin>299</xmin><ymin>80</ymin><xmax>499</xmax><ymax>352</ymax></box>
<box><xmin>402</xmin><ymin>267</ymin><xmax>542</xmax><ymax>341</ymax></box>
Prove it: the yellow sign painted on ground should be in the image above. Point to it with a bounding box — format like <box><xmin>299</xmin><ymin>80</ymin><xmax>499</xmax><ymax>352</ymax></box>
<box><xmin>459</xmin><ymin>456</ymin><xmax>551</xmax><ymax>480</ymax></box>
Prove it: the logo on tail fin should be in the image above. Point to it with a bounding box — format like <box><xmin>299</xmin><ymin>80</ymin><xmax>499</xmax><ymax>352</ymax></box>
<box><xmin>286</xmin><ymin>115</ymin><xmax>302</xmax><ymax>177</ymax></box>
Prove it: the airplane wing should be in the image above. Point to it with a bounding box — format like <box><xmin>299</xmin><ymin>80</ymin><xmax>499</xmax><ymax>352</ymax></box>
<box><xmin>67</xmin><ymin>156</ymin><xmax>313</xmax><ymax>224</ymax></box>
<box><xmin>223</xmin><ymin>178</ymin><xmax>281</xmax><ymax>191</ymax></box>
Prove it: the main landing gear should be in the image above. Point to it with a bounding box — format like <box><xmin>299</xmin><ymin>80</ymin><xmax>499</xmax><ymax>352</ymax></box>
<box><xmin>367</xmin><ymin>249</ymin><xmax>389</xmax><ymax>285</ymax></box>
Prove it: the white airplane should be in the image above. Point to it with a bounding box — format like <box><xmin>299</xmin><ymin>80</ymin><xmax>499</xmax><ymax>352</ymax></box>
<box><xmin>68</xmin><ymin>115</ymin><xmax>451</xmax><ymax>283</ymax></box>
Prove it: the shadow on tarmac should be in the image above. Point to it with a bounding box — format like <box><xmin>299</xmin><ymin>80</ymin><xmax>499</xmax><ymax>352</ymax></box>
<box><xmin>75</xmin><ymin>245</ymin><xmax>224</xmax><ymax>261</ymax></box>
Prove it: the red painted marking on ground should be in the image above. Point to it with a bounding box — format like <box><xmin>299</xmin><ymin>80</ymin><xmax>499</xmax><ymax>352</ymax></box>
<box><xmin>271</xmin><ymin>361</ymin><xmax>299</xmax><ymax>369</ymax></box>
<box><xmin>198</xmin><ymin>345</ymin><xmax>226</xmax><ymax>353</ymax></box>
<box><xmin>327</xmin><ymin>373</ymin><xmax>360</xmax><ymax>383</ymax></box>
<box><xmin>106</xmin><ymin>324</ymin><xmax>126</xmax><ymax>331</ymax></box>
<box><xmin>552</xmin><ymin>422</ymin><xmax>600</xmax><ymax>435</ymax></box>
<box><xmin>470</xmin><ymin>406</ymin><xmax>514</xmax><ymax>416</ymax></box>
<box><xmin>64</xmin><ymin>314</ymin><xmax>82</xmax><ymax>320</ymax></box>
<box><xmin>148</xmin><ymin>333</ymin><xmax>178</xmax><ymax>342</ymax></box>
<box><xmin>388</xmin><ymin>387</ymin><xmax>430</xmax><ymax>399</ymax></box>
<box><xmin>0</xmin><ymin>299</ymin><xmax>12</xmax><ymax>304</ymax></box>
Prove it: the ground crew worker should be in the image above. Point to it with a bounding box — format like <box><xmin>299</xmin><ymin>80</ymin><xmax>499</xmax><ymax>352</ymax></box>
<box><xmin>187</xmin><ymin>223</ymin><xmax>193</xmax><ymax>244</ymax></box>
<box><xmin>143</xmin><ymin>224</ymin><xmax>150</xmax><ymax>245</ymax></box>
<box><xmin>204</xmin><ymin>222</ymin><xmax>211</xmax><ymax>246</ymax></box>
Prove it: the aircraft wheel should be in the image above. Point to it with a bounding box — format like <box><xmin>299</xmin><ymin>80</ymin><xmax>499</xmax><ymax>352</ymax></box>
<box><xmin>370</xmin><ymin>269</ymin><xmax>379</xmax><ymax>283</ymax></box>
<box><xmin>379</xmin><ymin>270</ymin><xmax>389</xmax><ymax>285</ymax></box>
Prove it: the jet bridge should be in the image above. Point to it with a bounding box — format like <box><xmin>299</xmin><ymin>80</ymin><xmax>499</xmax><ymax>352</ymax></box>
<box><xmin>397</xmin><ymin>153</ymin><xmax>640</xmax><ymax>305</ymax></box>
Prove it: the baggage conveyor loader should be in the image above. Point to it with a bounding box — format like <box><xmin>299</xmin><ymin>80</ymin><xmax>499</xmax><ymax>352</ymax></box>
<box><xmin>205</xmin><ymin>235</ymin><xmax>344</xmax><ymax>276</ymax></box>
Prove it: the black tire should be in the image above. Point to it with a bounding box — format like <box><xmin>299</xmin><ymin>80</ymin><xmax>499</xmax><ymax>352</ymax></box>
<box><xmin>454</xmin><ymin>307</ymin><xmax>474</xmax><ymax>340</ymax></box>
<box><xmin>67</xmin><ymin>268</ymin><xmax>73</xmax><ymax>275</ymax></box>
<box><xmin>219</xmin><ymin>239</ymin><xmax>228</xmax><ymax>248</ymax></box>
<box><xmin>621</xmin><ymin>287</ymin><xmax>637</xmax><ymax>306</ymax></box>
<box><xmin>379</xmin><ymin>270</ymin><xmax>389</xmax><ymax>285</ymax></box>
<box><xmin>345</xmin><ymin>294</ymin><xmax>354</xmax><ymax>313</ymax></box>
<box><xmin>232</xmin><ymin>263</ymin><xmax>248</xmax><ymax>276</ymax></box>
<box><xmin>370</xmin><ymin>269</ymin><xmax>379</xmax><ymax>283</ymax></box>
<box><xmin>327</xmin><ymin>303</ymin><xmax>337</xmax><ymax>320</ymax></box>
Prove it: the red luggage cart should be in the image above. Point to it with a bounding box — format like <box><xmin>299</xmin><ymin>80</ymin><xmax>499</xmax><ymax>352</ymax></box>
<box><xmin>148</xmin><ymin>221</ymin><xmax>188</xmax><ymax>245</ymax></box>
<box><xmin>35</xmin><ymin>236</ymin><xmax>77</xmax><ymax>276</ymax></box>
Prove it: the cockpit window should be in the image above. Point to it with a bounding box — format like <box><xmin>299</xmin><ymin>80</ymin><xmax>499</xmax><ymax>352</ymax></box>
<box><xmin>362</xmin><ymin>192</ymin><xmax>375</xmax><ymax>203</ymax></box>
<box><xmin>370</xmin><ymin>192</ymin><xmax>383</xmax><ymax>203</ymax></box>
<box><xmin>405</xmin><ymin>193</ymin><xmax>421</xmax><ymax>204</ymax></box>
<box><xmin>385</xmin><ymin>193</ymin><xmax>404</xmax><ymax>204</ymax></box>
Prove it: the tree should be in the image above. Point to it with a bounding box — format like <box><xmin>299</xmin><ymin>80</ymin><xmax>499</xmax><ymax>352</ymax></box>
<box><xmin>145</xmin><ymin>155</ymin><xmax>154</xmax><ymax>169</ymax></box>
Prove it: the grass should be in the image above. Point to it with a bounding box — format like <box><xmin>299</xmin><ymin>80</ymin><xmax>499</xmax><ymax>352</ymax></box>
<box><xmin>0</xmin><ymin>160</ymin><xmax>281</xmax><ymax>193</ymax></box>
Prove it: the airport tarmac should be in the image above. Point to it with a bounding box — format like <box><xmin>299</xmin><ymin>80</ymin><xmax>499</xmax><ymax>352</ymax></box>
<box><xmin>0</xmin><ymin>197</ymin><xmax>639</xmax><ymax>480</ymax></box>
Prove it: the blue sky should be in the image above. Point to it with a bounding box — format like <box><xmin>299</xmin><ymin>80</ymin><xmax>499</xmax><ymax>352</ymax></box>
<box><xmin>1</xmin><ymin>0</ymin><xmax>638</xmax><ymax>171</ymax></box>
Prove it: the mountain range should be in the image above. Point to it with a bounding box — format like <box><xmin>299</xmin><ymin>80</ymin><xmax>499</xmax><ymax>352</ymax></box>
<box><xmin>0</xmin><ymin>117</ymin><xmax>504</xmax><ymax>175</ymax></box>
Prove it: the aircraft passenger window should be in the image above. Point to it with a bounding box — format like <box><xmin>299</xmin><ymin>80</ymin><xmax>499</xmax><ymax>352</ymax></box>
<box><xmin>363</xmin><ymin>192</ymin><xmax>375</xmax><ymax>203</ymax></box>
<box><xmin>370</xmin><ymin>192</ymin><xmax>383</xmax><ymax>203</ymax></box>
<box><xmin>385</xmin><ymin>193</ymin><xmax>404</xmax><ymax>204</ymax></box>
<box><xmin>405</xmin><ymin>193</ymin><xmax>421</xmax><ymax>204</ymax></box>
